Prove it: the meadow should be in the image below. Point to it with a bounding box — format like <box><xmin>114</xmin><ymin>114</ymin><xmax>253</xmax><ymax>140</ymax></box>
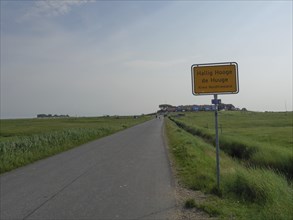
<box><xmin>0</xmin><ymin>116</ymin><xmax>150</xmax><ymax>174</ymax></box>
<box><xmin>170</xmin><ymin>111</ymin><xmax>293</xmax><ymax>179</ymax></box>
<box><xmin>166</xmin><ymin>111</ymin><xmax>293</xmax><ymax>219</ymax></box>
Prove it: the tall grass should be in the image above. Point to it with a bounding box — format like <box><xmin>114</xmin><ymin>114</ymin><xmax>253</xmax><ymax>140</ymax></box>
<box><xmin>0</xmin><ymin>116</ymin><xmax>150</xmax><ymax>173</ymax></box>
<box><xmin>169</xmin><ymin>113</ymin><xmax>293</xmax><ymax>179</ymax></box>
<box><xmin>0</xmin><ymin>128</ymin><xmax>107</xmax><ymax>173</ymax></box>
<box><xmin>165</xmin><ymin>118</ymin><xmax>293</xmax><ymax>219</ymax></box>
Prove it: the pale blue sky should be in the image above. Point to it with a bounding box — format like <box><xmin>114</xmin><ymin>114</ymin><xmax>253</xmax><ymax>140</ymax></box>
<box><xmin>1</xmin><ymin>0</ymin><xmax>292</xmax><ymax>118</ymax></box>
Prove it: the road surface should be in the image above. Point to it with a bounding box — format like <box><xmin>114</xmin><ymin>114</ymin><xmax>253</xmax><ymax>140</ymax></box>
<box><xmin>0</xmin><ymin>118</ymin><xmax>176</xmax><ymax>219</ymax></box>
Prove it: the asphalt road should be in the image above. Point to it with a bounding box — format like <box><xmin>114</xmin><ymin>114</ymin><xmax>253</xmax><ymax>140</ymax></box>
<box><xmin>0</xmin><ymin>118</ymin><xmax>176</xmax><ymax>220</ymax></box>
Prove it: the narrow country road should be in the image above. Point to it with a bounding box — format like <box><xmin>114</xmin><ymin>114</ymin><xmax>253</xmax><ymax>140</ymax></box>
<box><xmin>0</xmin><ymin>119</ymin><xmax>176</xmax><ymax>220</ymax></box>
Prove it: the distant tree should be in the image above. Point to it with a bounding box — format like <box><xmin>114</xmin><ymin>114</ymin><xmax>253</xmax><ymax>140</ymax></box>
<box><xmin>159</xmin><ymin>104</ymin><xmax>173</xmax><ymax>111</ymax></box>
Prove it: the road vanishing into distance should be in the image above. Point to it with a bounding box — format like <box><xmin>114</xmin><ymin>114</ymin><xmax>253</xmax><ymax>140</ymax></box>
<box><xmin>0</xmin><ymin>119</ymin><xmax>176</xmax><ymax>219</ymax></box>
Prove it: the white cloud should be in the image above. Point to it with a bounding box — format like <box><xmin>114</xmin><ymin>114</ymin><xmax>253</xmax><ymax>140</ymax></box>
<box><xmin>22</xmin><ymin>0</ymin><xmax>92</xmax><ymax>20</ymax></box>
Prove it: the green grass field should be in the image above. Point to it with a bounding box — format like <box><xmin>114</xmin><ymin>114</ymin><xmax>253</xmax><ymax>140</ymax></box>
<box><xmin>170</xmin><ymin>111</ymin><xmax>293</xmax><ymax>179</ymax></box>
<box><xmin>0</xmin><ymin>116</ymin><xmax>151</xmax><ymax>174</ymax></box>
<box><xmin>165</xmin><ymin>111</ymin><xmax>293</xmax><ymax>219</ymax></box>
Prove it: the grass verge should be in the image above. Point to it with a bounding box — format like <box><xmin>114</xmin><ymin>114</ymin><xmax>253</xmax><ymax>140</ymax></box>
<box><xmin>165</xmin><ymin>118</ymin><xmax>293</xmax><ymax>219</ymax></box>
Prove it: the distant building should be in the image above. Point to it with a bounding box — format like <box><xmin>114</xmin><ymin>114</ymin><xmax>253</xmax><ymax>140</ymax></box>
<box><xmin>158</xmin><ymin>103</ymin><xmax>239</xmax><ymax>113</ymax></box>
<box><xmin>219</xmin><ymin>104</ymin><xmax>235</xmax><ymax>111</ymax></box>
<box><xmin>37</xmin><ymin>114</ymin><xmax>69</xmax><ymax>118</ymax></box>
<box><xmin>192</xmin><ymin>105</ymin><xmax>200</xmax><ymax>111</ymax></box>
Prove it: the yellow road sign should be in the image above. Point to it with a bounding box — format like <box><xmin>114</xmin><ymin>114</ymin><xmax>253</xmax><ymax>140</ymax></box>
<box><xmin>191</xmin><ymin>62</ymin><xmax>239</xmax><ymax>95</ymax></box>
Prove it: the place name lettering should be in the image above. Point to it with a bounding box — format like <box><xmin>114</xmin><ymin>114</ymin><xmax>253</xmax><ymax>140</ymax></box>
<box><xmin>197</xmin><ymin>70</ymin><xmax>213</xmax><ymax>77</ymax></box>
<box><xmin>210</xmin><ymin>78</ymin><xmax>228</xmax><ymax>83</ymax></box>
<box><xmin>197</xmin><ymin>70</ymin><xmax>232</xmax><ymax>77</ymax></box>
<box><xmin>214</xmin><ymin>70</ymin><xmax>232</xmax><ymax>76</ymax></box>
<box><xmin>201</xmin><ymin>77</ymin><xmax>229</xmax><ymax>83</ymax></box>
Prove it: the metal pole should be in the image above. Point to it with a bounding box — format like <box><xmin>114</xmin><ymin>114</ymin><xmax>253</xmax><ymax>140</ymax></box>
<box><xmin>214</xmin><ymin>94</ymin><xmax>220</xmax><ymax>189</ymax></box>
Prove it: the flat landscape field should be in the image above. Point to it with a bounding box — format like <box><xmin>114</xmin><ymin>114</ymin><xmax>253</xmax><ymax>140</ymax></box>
<box><xmin>166</xmin><ymin>111</ymin><xmax>293</xmax><ymax>219</ymax></box>
<box><xmin>175</xmin><ymin>111</ymin><xmax>292</xmax><ymax>150</ymax></box>
<box><xmin>0</xmin><ymin>116</ymin><xmax>151</xmax><ymax>174</ymax></box>
<box><xmin>171</xmin><ymin>111</ymin><xmax>293</xmax><ymax>178</ymax></box>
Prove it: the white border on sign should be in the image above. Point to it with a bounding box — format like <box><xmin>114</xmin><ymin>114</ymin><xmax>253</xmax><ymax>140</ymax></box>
<box><xmin>191</xmin><ymin>62</ymin><xmax>239</xmax><ymax>96</ymax></box>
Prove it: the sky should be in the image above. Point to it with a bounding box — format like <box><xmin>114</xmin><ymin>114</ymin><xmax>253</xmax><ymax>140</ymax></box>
<box><xmin>1</xmin><ymin>0</ymin><xmax>292</xmax><ymax>118</ymax></box>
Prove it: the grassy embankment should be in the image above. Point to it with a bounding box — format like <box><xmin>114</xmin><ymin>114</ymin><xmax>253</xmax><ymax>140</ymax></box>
<box><xmin>170</xmin><ymin>111</ymin><xmax>293</xmax><ymax>179</ymax></box>
<box><xmin>165</xmin><ymin>111</ymin><xmax>293</xmax><ymax>219</ymax></box>
<box><xmin>0</xmin><ymin>116</ymin><xmax>151</xmax><ymax>174</ymax></box>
